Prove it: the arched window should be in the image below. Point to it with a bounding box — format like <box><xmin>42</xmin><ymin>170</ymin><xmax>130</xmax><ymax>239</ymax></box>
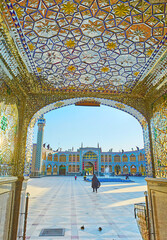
<box><xmin>130</xmin><ymin>154</ymin><xmax>136</xmax><ymax>162</ymax></box>
<box><xmin>123</xmin><ymin>165</ymin><xmax>128</xmax><ymax>174</ymax></box>
<box><xmin>48</xmin><ymin>153</ymin><xmax>52</xmax><ymax>161</ymax></box>
<box><xmin>130</xmin><ymin>165</ymin><xmax>137</xmax><ymax>175</ymax></box>
<box><xmin>53</xmin><ymin>165</ymin><xmax>58</xmax><ymax>175</ymax></box>
<box><xmin>60</xmin><ymin>154</ymin><xmax>66</xmax><ymax>162</ymax></box>
<box><xmin>68</xmin><ymin>165</ymin><xmax>72</xmax><ymax>172</ymax></box>
<box><xmin>72</xmin><ymin>155</ymin><xmax>75</xmax><ymax>162</ymax></box>
<box><xmin>54</xmin><ymin>154</ymin><xmax>58</xmax><ymax>161</ymax></box>
<box><xmin>109</xmin><ymin>165</ymin><xmax>112</xmax><ymax>172</ymax></box>
<box><xmin>47</xmin><ymin>164</ymin><xmax>52</xmax><ymax>175</ymax></box>
<box><xmin>76</xmin><ymin>165</ymin><xmax>80</xmax><ymax>172</ymax></box>
<box><xmin>83</xmin><ymin>151</ymin><xmax>97</xmax><ymax>160</ymax></box>
<box><xmin>101</xmin><ymin>165</ymin><xmax>104</xmax><ymax>173</ymax></box>
<box><xmin>69</xmin><ymin>154</ymin><xmax>72</xmax><ymax>162</ymax></box>
<box><xmin>139</xmin><ymin>164</ymin><xmax>146</xmax><ymax>175</ymax></box>
<box><xmin>138</xmin><ymin>153</ymin><xmax>145</xmax><ymax>161</ymax></box>
<box><xmin>114</xmin><ymin>165</ymin><xmax>121</xmax><ymax>175</ymax></box>
<box><xmin>122</xmin><ymin>155</ymin><xmax>128</xmax><ymax>162</ymax></box>
<box><xmin>114</xmin><ymin>155</ymin><xmax>121</xmax><ymax>162</ymax></box>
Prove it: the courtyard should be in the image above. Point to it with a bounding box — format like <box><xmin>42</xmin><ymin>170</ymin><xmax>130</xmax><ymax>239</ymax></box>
<box><xmin>26</xmin><ymin>176</ymin><xmax>147</xmax><ymax>240</ymax></box>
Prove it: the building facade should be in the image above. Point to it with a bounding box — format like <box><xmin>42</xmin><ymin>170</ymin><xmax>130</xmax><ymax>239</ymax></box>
<box><xmin>37</xmin><ymin>147</ymin><xmax>146</xmax><ymax>176</ymax></box>
<box><xmin>31</xmin><ymin>117</ymin><xmax>146</xmax><ymax>177</ymax></box>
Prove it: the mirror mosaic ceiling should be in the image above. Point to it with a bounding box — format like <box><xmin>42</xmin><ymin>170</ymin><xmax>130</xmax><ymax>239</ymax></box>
<box><xmin>2</xmin><ymin>0</ymin><xmax>167</xmax><ymax>93</ymax></box>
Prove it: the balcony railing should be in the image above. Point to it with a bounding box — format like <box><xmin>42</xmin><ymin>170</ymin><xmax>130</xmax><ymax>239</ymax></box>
<box><xmin>134</xmin><ymin>203</ymin><xmax>150</xmax><ymax>240</ymax></box>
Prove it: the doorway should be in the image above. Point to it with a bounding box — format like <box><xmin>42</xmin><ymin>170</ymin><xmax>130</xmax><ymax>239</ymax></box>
<box><xmin>84</xmin><ymin>162</ymin><xmax>94</xmax><ymax>175</ymax></box>
<box><xmin>59</xmin><ymin>165</ymin><xmax>66</xmax><ymax>175</ymax></box>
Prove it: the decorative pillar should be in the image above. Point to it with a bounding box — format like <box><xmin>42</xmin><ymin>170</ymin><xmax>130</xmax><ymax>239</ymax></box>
<box><xmin>10</xmin><ymin>99</ymin><xmax>30</xmax><ymax>240</ymax></box>
<box><xmin>147</xmin><ymin>118</ymin><xmax>155</xmax><ymax>178</ymax></box>
<box><xmin>66</xmin><ymin>154</ymin><xmax>69</xmax><ymax>175</ymax></box>
<box><xmin>98</xmin><ymin>149</ymin><xmax>101</xmax><ymax>176</ymax></box>
<box><xmin>35</xmin><ymin>115</ymin><xmax>46</xmax><ymax>176</ymax></box>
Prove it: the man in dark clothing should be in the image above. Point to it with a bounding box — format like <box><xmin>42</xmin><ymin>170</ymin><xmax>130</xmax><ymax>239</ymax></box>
<box><xmin>92</xmin><ymin>174</ymin><xmax>100</xmax><ymax>193</ymax></box>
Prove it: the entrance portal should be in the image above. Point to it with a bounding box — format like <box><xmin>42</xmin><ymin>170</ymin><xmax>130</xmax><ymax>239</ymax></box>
<box><xmin>59</xmin><ymin>165</ymin><xmax>66</xmax><ymax>175</ymax></box>
<box><xmin>84</xmin><ymin>162</ymin><xmax>94</xmax><ymax>175</ymax></box>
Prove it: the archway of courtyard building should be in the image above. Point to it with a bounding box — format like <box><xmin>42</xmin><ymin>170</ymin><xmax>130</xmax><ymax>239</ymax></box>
<box><xmin>123</xmin><ymin>165</ymin><xmax>129</xmax><ymax>175</ymax></box>
<box><xmin>130</xmin><ymin>165</ymin><xmax>137</xmax><ymax>175</ymax></box>
<box><xmin>59</xmin><ymin>165</ymin><xmax>66</xmax><ymax>175</ymax></box>
<box><xmin>42</xmin><ymin>163</ymin><xmax>45</xmax><ymax>176</ymax></box>
<box><xmin>115</xmin><ymin>165</ymin><xmax>121</xmax><ymax>175</ymax></box>
<box><xmin>53</xmin><ymin>164</ymin><xmax>58</xmax><ymax>175</ymax></box>
<box><xmin>46</xmin><ymin>164</ymin><xmax>52</xmax><ymax>175</ymax></box>
<box><xmin>84</xmin><ymin>162</ymin><xmax>94</xmax><ymax>175</ymax></box>
<box><xmin>25</xmin><ymin>97</ymin><xmax>153</xmax><ymax>178</ymax></box>
<box><xmin>139</xmin><ymin>164</ymin><xmax>146</xmax><ymax>176</ymax></box>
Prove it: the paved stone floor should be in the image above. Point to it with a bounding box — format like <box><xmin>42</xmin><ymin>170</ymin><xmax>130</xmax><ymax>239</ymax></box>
<box><xmin>26</xmin><ymin>176</ymin><xmax>147</xmax><ymax>240</ymax></box>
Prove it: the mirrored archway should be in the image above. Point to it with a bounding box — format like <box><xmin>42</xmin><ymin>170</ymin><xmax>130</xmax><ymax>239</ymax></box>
<box><xmin>25</xmin><ymin>97</ymin><xmax>153</xmax><ymax>177</ymax></box>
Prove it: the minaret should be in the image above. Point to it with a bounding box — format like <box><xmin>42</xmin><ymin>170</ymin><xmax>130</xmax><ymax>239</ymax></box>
<box><xmin>35</xmin><ymin>115</ymin><xmax>46</xmax><ymax>175</ymax></box>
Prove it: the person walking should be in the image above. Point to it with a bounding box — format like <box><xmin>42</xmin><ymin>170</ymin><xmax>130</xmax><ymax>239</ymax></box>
<box><xmin>92</xmin><ymin>174</ymin><xmax>100</xmax><ymax>193</ymax></box>
<box><xmin>75</xmin><ymin>175</ymin><xmax>77</xmax><ymax>180</ymax></box>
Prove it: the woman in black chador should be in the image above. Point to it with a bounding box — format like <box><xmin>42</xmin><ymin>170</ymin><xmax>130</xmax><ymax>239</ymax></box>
<box><xmin>92</xmin><ymin>174</ymin><xmax>100</xmax><ymax>193</ymax></box>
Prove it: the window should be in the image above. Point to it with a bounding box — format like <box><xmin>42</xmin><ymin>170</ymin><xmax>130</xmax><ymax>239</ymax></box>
<box><xmin>48</xmin><ymin>153</ymin><xmax>52</xmax><ymax>161</ymax></box>
<box><xmin>109</xmin><ymin>155</ymin><xmax>112</xmax><ymax>162</ymax></box>
<box><xmin>83</xmin><ymin>151</ymin><xmax>97</xmax><ymax>160</ymax></box>
<box><xmin>54</xmin><ymin>154</ymin><xmax>58</xmax><ymax>162</ymax></box>
<box><xmin>76</xmin><ymin>165</ymin><xmax>80</xmax><ymax>172</ymax></box>
<box><xmin>60</xmin><ymin>154</ymin><xmax>66</xmax><ymax>162</ymax></box>
<box><xmin>68</xmin><ymin>165</ymin><xmax>72</xmax><ymax>172</ymax></box>
<box><xmin>138</xmin><ymin>153</ymin><xmax>145</xmax><ymax>161</ymax></box>
<box><xmin>114</xmin><ymin>155</ymin><xmax>121</xmax><ymax>162</ymax></box>
<box><xmin>130</xmin><ymin>154</ymin><xmax>136</xmax><ymax>162</ymax></box>
<box><xmin>122</xmin><ymin>155</ymin><xmax>128</xmax><ymax>162</ymax></box>
<box><xmin>105</xmin><ymin>155</ymin><xmax>108</xmax><ymax>162</ymax></box>
<box><xmin>77</xmin><ymin>155</ymin><xmax>80</xmax><ymax>162</ymax></box>
<box><xmin>69</xmin><ymin>154</ymin><xmax>72</xmax><ymax>162</ymax></box>
<box><xmin>101</xmin><ymin>155</ymin><xmax>104</xmax><ymax>162</ymax></box>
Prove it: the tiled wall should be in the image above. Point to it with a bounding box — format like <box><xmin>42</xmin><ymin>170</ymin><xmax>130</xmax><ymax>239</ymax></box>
<box><xmin>151</xmin><ymin>96</ymin><xmax>167</xmax><ymax>178</ymax></box>
<box><xmin>0</xmin><ymin>177</ymin><xmax>17</xmax><ymax>239</ymax></box>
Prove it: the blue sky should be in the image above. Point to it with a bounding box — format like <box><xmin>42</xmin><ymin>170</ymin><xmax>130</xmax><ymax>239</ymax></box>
<box><xmin>33</xmin><ymin>105</ymin><xmax>144</xmax><ymax>152</ymax></box>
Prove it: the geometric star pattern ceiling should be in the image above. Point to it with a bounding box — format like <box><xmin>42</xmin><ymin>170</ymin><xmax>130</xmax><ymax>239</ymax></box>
<box><xmin>3</xmin><ymin>0</ymin><xmax>167</xmax><ymax>92</ymax></box>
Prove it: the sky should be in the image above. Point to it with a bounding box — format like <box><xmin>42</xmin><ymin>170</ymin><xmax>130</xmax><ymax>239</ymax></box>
<box><xmin>33</xmin><ymin>105</ymin><xmax>144</xmax><ymax>152</ymax></box>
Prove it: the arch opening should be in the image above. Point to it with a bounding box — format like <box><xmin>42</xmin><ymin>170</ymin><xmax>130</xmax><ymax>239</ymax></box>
<box><xmin>84</xmin><ymin>162</ymin><xmax>94</xmax><ymax>175</ymax></box>
<box><xmin>59</xmin><ymin>165</ymin><xmax>66</xmax><ymax>176</ymax></box>
<box><xmin>25</xmin><ymin>97</ymin><xmax>153</xmax><ymax>177</ymax></box>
